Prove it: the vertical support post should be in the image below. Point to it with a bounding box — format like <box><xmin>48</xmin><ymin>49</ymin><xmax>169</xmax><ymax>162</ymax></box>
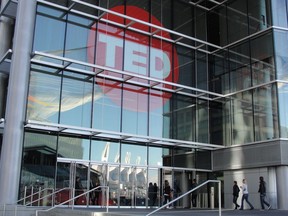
<box><xmin>0</xmin><ymin>0</ymin><xmax>37</xmax><ymax>205</ymax></box>
<box><xmin>106</xmin><ymin>187</ymin><xmax>109</xmax><ymax>213</ymax></box>
<box><xmin>218</xmin><ymin>181</ymin><xmax>221</xmax><ymax>216</ymax></box>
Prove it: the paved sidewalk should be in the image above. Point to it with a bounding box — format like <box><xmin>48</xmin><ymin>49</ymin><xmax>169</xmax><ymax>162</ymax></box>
<box><xmin>80</xmin><ymin>207</ymin><xmax>288</xmax><ymax>216</ymax></box>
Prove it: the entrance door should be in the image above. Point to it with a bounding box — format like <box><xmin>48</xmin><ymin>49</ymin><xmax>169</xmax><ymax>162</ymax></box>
<box><xmin>55</xmin><ymin>159</ymin><xmax>89</xmax><ymax>205</ymax></box>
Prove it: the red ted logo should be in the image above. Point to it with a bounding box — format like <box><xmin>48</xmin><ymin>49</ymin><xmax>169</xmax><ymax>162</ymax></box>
<box><xmin>88</xmin><ymin>5</ymin><xmax>179</xmax><ymax>112</ymax></box>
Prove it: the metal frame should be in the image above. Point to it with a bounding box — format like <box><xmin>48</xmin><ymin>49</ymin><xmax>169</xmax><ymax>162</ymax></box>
<box><xmin>0</xmin><ymin>49</ymin><xmax>12</xmax><ymax>75</ymax></box>
<box><xmin>31</xmin><ymin>51</ymin><xmax>225</xmax><ymax>101</ymax></box>
<box><xmin>24</xmin><ymin>120</ymin><xmax>224</xmax><ymax>150</ymax></box>
<box><xmin>0</xmin><ymin>0</ymin><xmax>18</xmax><ymax>19</ymax></box>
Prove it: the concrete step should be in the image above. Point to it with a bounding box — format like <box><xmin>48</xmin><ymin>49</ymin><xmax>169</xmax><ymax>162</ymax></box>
<box><xmin>37</xmin><ymin>208</ymin><xmax>134</xmax><ymax>216</ymax></box>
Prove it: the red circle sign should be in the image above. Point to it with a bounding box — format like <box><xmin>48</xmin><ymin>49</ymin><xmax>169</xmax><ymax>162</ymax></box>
<box><xmin>88</xmin><ymin>6</ymin><xmax>179</xmax><ymax>112</ymax></box>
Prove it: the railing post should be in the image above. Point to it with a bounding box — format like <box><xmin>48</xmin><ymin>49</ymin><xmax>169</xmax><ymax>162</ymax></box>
<box><xmin>106</xmin><ymin>187</ymin><xmax>109</xmax><ymax>213</ymax></box>
<box><xmin>38</xmin><ymin>187</ymin><xmax>41</xmax><ymax>206</ymax></box>
<box><xmin>24</xmin><ymin>186</ymin><xmax>27</xmax><ymax>205</ymax></box>
<box><xmin>218</xmin><ymin>181</ymin><xmax>221</xmax><ymax>216</ymax></box>
<box><xmin>30</xmin><ymin>187</ymin><xmax>33</xmax><ymax>206</ymax></box>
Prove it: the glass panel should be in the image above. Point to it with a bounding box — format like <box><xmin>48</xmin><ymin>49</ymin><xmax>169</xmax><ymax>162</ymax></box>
<box><xmin>93</xmin><ymin>77</ymin><xmax>121</xmax><ymax>131</ymax></box>
<box><xmin>162</xmin><ymin>168</ymin><xmax>173</xmax><ymax>207</ymax></box>
<box><xmin>251</xmin><ymin>32</ymin><xmax>275</xmax><ymax>86</ymax></box>
<box><xmin>195</xmin><ymin>150</ymin><xmax>211</xmax><ymax>170</ymax></box>
<box><xmin>55</xmin><ymin>162</ymin><xmax>73</xmax><ymax>205</ymax></box>
<box><xmin>278</xmin><ymin>83</ymin><xmax>288</xmax><ymax>138</ymax></box>
<box><xmin>121</xmin><ymin>143</ymin><xmax>147</xmax><ymax>166</ymax></box>
<box><xmin>173</xmin><ymin>148</ymin><xmax>195</xmax><ymax>169</ymax></box>
<box><xmin>173</xmin><ymin>1</ymin><xmax>193</xmax><ymax>45</ymax></box>
<box><xmin>148</xmin><ymin>146</ymin><xmax>163</xmax><ymax>166</ymax></box>
<box><xmin>58</xmin><ymin>136</ymin><xmax>90</xmax><ymax>160</ymax></box>
<box><xmin>210</xmin><ymin>100</ymin><xmax>226</xmax><ymax>145</ymax></box>
<box><xmin>89</xmin><ymin>164</ymin><xmax>104</xmax><ymax>206</ymax></box>
<box><xmin>173</xmin><ymin>170</ymin><xmax>184</xmax><ymax>208</ymax></box>
<box><xmin>210</xmin><ymin>50</ymin><xmax>230</xmax><ymax>94</ymax></box>
<box><xmin>209</xmin><ymin>5</ymin><xmax>227</xmax><ymax>46</ymax></box>
<box><xmin>197</xmin><ymin>102</ymin><xmax>209</xmax><ymax>144</ymax></box>
<box><xmin>90</xmin><ymin>140</ymin><xmax>120</xmax><ymax>163</ymax></box>
<box><xmin>231</xmin><ymin>92</ymin><xmax>254</xmax><ymax>144</ymax></box>
<box><xmin>90</xmin><ymin>163</ymin><xmax>110</xmax><ymax>206</ymax></box>
<box><xmin>20</xmin><ymin>132</ymin><xmax>57</xmax><ymax>205</ymax></box>
<box><xmin>227</xmin><ymin>0</ymin><xmax>248</xmax><ymax>44</ymax></box>
<box><xmin>274</xmin><ymin>30</ymin><xmax>288</xmax><ymax>80</ymax></box>
<box><xmin>147</xmin><ymin>168</ymin><xmax>160</xmax><ymax>207</ymax></box>
<box><xmin>34</xmin><ymin>6</ymin><xmax>65</xmax><ymax>57</ymax></box>
<box><xmin>254</xmin><ymin>84</ymin><xmax>279</xmax><ymax>141</ymax></box>
<box><xmin>135</xmin><ymin>167</ymin><xmax>147</xmax><ymax>206</ymax></box>
<box><xmin>122</xmin><ymin>83</ymin><xmax>148</xmax><ymax>135</ymax></box>
<box><xmin>55</xmin><ymin>161</ymin><xmax>89</xmax><ymax>205</ymax></box>
<box><xmin>59</xmin><ymin>72</ymin><xmax>93</xmax><ymax>128</ymax></box>
<box><xmin>248</xmin><ymin>0</ymin><xmax>271</xmax><ymax>34</ymax></box>
<box><xmin>172</xmin><ymin>94</ymin><xmax>196</xmax><ymax>142</ymax></box>
<box><xmin>65</xmin><ymin>15</ymin><xmax>92</xmax><ymax>66</ymax></box>
<box><xmin>108</xmin><ymin>165</ymin><xmax>120</xmax><ymax>206</ymax></box>
<box><xmin>196</xmin><ymin>52</ymin><xmax>208</xmax><ymax>92</ymax></box>
<box><xmin>149</xmin><ymin>95</ymin><xmax>168</xmax><ymax>138</ymax></box>
<box><xmin>176</xmin><ymin>46</ymin><xmax>195</xmax><ymax>90</ymax></box>
<box><xmin>119</xmin><ymin>165</ymin><xmax>133</xmax><ymax>206</ymax></box>
<box><xmin>230</xmin><ymin>42</ymin><xmax>251</xmax><ymax>92</ymax></box>
<box><xmin>271</xmin><ymin>0</ymin><xmax>288</xmax><ymax>28</ymax></box>
<box><xmin>151</xmin><ymin>0</ymin><xmax>172</xmax><ymax>30</ymax></box>
<box><xmin>27</xmin><ymin>71</ymin><xmax>61</xmax><ymax>123</ymax></box>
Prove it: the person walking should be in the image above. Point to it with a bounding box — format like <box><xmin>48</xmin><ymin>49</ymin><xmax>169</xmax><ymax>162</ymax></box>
<box><xmin>163</xmin><ymin>180</ymin><xmax>172</xmax><ymax>208</ymax></box>
<box><xmin>153</xmin><ymin>183</ymin><xmax>158</xmax><ymax>206</ymax></box>
<box><xmin>232</xmin><ymin>181</ymin><xmax>240</xmax><ymax>209</ymax></box>
<box><xmin>191</xmin><ymin>179</ymin><xmax>198</xmax><ymax>208</ymax></box>
<box><xmin>239</xmin><ymin>179</ymin><xmax>254</xmax><ymax>210</ymax></box>
<box><xmin>148</xmin><ymin>182</ymin><xmax>154</xmax><ymax>207</ymax></box>
<box><xmin>258</xmin><ymin>176</ymin><xmax>271</xmax><ymax>210</ymax></box>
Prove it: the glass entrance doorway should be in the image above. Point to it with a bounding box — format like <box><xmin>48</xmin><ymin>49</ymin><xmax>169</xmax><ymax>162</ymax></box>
<box><xmin>55</xmin><ymin>158</ymin><xmax>103</xmax><ymax>206</ymax></box>
<box><xmin>55</xmin><ymin>158</ymin><xmax>200</xmax><ymax>208</ymax></box>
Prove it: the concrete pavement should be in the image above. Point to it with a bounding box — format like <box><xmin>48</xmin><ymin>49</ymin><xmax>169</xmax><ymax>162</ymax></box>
<box><xmin>78</xmin><ymin>207</ymin><xmax>288</xmax><ymax>216</ymax></box>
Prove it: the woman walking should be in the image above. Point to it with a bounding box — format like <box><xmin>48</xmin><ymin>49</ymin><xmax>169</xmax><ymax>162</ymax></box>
<box><xmin>239</xmin><ymin>179</ymin><xmax>254</xmax><ymax>210</ymax></box>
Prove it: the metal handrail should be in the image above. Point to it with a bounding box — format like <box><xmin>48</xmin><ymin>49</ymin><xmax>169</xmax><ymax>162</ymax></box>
<box><xmin>22</xmin><ymin>187</ymin><xmax>70</xmax><ymax>206</ymax></box>
<box><xmin>18</xmin><ymin>187</ymin><xmax>53</xmax><ymax>206</ymax></box>
<box><xmin>35</xmin><ymin>186</ymin><xmax>109</xmax><ymax>216</ymax></box>
<box><xmin>10</xmin><ymin>187</ymin><xmax>70</xmax><ymax>216</ymax></box>
<box><xmin>146</xmin><ymin>180</ymin><xmax>222</xmax><ymax>216</ymax></box>
<box><xmin>1</xmin><ymin>187</ymin><xmax>61</xmax><ymax>216</ymax></box>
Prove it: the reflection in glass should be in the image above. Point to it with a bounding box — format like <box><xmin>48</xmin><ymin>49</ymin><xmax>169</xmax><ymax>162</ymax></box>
<box><xmin>20</xmin><ymin>133</ymin><xmax>57</xmax><ymax>205</ymax></box>
<box><xmin>27</xmin><ymin>71</ymin><xmax>61</xmax><ymax>123</ymax></box>
<box><xmin>147</xmin><ymin>168</ymin><xmax>160</xmax><ymax>207</ymax></box>
<box><xmin>227</xmin><ymin>0</ymin><xmax>248</xmax><ymax>44</ymax></box>
<box><xmin>278</xmin><ymin>83</ymin><xmax>288</xmax><ymax>138</ymax></box>
<box><xmin>58</xmin><ymin>136</ymin><xmax>86</xmax><ymax>160</ymax></box>
<box><xmin>33</xmin><ymin>6</ymin><xmax>65</xmax><ymax>56</ymax></box>
<box><xmin>91</xmin><ymin>140</ymin><xmax>120</xmax><ymax>163</ymax></box>
<box><xmin>108</xmin><ymin>165</ymin><xmax>120</xmax><ymax>206</ymax></box>
<box><xmin>254</xmin><ymin>84</ymin><xmax>279</xmax><ymax>141</ymax></box>
<box><xmin>121</xmin><ymin>143</ymin><xmax>147</xmax><ymax>166</ymax></box>
<box><xmin>231</xmin><ymin>92</ymin><xmax>253</xmax><ymax>144</ymax></box>
<box><xmin>271</xmin><ymin>0</ymin><xmax>288</xmax><ymax>28</ymax></box>
<box><xmin>148</xmin><ymin>146</ymin><xmax>163</xmax><ymax>166</ymax></box>
<box><xmin>274</xmin><ymin>30</ymin><xmax>288</xmax><ymax>80</ymax></box>
<box><xmin>60</xmin><ymin>72</ymin><xmax>93</xmax><ymax>128</ymax></box>
<box><xmin>92</xmin><ymin>76</ymin><xmax>121</xmax><ymax>131</ymax></box>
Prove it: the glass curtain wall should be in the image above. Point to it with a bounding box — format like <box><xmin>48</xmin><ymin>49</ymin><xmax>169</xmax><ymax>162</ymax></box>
<box><xmin>22</xmin><ymin>0</ymin><xmax>214</xmax><ymax>207</ymax></box>
<box><xmin>208</xmin><ymin>0</ymin><xmax>279</xmax><ymax>145</ymax></box>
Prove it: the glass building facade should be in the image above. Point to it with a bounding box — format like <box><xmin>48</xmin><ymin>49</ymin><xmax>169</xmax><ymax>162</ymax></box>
<box><xmin>0</xmin><ymin>0</ymin><xmax>288</xmax><ymax>210</ymax></box>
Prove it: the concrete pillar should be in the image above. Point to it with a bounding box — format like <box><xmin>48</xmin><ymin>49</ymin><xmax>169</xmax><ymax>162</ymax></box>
<box><xmin>0</xmin><ymin>0</ymin><xmax>37</xmax><ymax>204</ymax></box>
<box><xmin>276</xmin><ymin>166</ymin><xmax>288</xmax><ymax>210</ymax></box>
